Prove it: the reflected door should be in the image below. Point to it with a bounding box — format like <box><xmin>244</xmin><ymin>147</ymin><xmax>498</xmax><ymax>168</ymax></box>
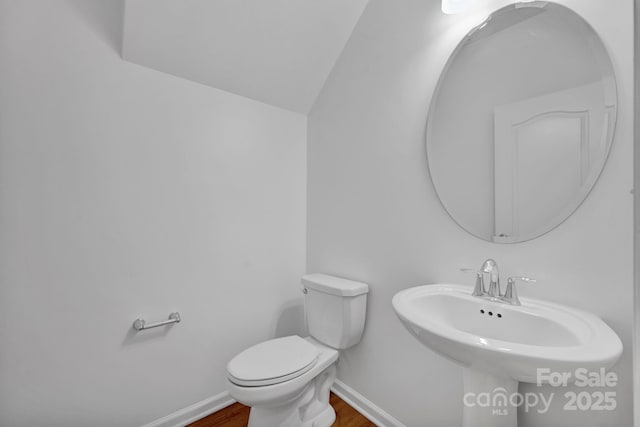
<box><xmin>493</xmin><ymin>86</ymin><xmax>598</xmax><ymax>243</ymax></box>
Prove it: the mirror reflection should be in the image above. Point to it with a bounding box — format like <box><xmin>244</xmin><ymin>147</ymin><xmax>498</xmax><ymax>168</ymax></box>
<box><xmin>426</xmin><ymin>2</ymin><xmax>616</xmax><ymax>243</ymax></box>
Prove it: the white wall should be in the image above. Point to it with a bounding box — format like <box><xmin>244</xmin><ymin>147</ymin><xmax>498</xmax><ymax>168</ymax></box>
<box><xmin>634</xmin><ymin>1</ymin><xmax>640</xmax><ymax>425</ymax></box>
<box><xmin>308</xmin><ymin>0</ymin><xmax>634</xmax><ymax>426</ymax></box>
<box><xmin>0</xmin><ymin>1</ymin><xmax>306</xmax><ymax>426</ymax></box>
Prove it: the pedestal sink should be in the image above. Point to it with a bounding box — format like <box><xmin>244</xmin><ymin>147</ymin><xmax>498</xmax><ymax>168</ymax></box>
<box><xmin>392</xmin><ymin>284</ymin><xmax>622</xmax><ymax>427</ymax></box>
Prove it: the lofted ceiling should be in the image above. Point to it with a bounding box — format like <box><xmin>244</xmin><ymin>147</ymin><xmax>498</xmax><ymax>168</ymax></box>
<box><xmin>122</xmin><ymin>0</ymin><xmax>369</xmax><ymax>113</ymax></box>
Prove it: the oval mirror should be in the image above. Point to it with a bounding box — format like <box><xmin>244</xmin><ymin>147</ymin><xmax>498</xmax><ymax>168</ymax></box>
<box><xmin>426</xmin><ymin>2</ymin><xmax>617</xmax><ymax>243</ymax></box>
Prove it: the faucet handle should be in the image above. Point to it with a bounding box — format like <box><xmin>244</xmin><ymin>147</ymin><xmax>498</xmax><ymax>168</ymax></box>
<box><xmin>503</xmin><ymin>276</ymin><xmax>536</xmax><ymax>305</ymax></box>
<box><xmin>472</xmin><ymin>272</ymin><xmax>485</xmax><ymax>296</ymax></box>
<box><xmin>461</xmin><ymin>268</ymin><xmax>486</xmax><ymax>296</ymax></box>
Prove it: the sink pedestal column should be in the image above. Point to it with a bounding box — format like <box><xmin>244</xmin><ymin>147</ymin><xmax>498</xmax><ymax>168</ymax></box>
<box><xmin>462</xmin><ymin>368</ymin><xmax>518</xmax><ymax>427</ymax></box>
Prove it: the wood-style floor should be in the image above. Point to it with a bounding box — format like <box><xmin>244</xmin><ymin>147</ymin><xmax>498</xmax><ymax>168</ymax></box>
<box><xmin>187</xmin><ymin>392</ymin><xmax>376</xmax><ymax>427</ymax></box>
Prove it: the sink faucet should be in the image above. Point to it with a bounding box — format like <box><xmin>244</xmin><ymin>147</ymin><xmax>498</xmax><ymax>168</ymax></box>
<box><xmin>470</xmin><ymin>259</ymin><xmax>535</xmax><ymax>305</ymax></box>
<box><xmin>481</xmin><ymin>259</ymin><xmax>500</xmax><ymax>298</ymax></box>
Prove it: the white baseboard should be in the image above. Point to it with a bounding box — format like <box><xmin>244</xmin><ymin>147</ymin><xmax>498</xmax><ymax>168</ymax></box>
<box><xmin>331</xmin><ymin>379</ymin><xmax>406</xmax><ymax>427</ymax></box>
<box><xmin>142</xmin><ymin>381</ymin><xmax>402</xmax><ymax>427</ymax></box>
<box><xmin>141</xmin><ymin>391</ymin><xmax>236</xmax><ymax>427</ymax></box>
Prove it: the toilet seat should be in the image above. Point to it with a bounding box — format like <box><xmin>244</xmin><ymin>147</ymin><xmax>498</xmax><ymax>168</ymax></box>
<box><xmin>227</xmin><ymin>336</ymin><xmax>319</xmax><ymax>387</ymax></box>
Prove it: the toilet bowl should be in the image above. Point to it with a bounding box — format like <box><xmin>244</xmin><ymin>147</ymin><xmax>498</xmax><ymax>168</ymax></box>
<box><xmin>227</xmin><ymin>337</ymin><xmax>338</xmax><ymax>427</ymax></box>
<box><xmin>226</xmin><ymin>274</ymin><xmax>369</xmax><ymax>427</ymax></box>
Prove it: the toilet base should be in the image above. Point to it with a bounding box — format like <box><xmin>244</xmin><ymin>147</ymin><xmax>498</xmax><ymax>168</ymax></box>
<box><xmin>247</xmin><ymin>404</ymin><xmax>336</xmax><ymax>427</ymax></box>
<box><xmin>247</xmin><ymin>364</ymin><xmax>337</xmax><ymax>427</ymax></box>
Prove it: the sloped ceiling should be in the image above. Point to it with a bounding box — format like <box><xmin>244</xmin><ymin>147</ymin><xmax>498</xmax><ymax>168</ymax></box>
<box><xmin>122</xmin><ymin>0</ymin><xmax>369</xmax><ymax>113</ymax></box>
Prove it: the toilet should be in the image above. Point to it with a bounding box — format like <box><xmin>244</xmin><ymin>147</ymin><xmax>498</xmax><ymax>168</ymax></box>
<box><xmin>226</xmin><ymin>273</ymin><xmax>369</xmax><ymax>427</ymax></box>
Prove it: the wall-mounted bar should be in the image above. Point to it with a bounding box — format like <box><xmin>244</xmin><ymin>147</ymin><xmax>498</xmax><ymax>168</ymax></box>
<box><xmin>133</xmin><ymin>312</ymin><xmax>181</xmax><ymax>331</ymax></box>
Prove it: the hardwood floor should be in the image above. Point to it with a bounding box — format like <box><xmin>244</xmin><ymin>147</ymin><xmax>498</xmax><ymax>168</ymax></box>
<box><xmin>187</xmin><ymin>392</ymin><xmax>376</xmax><ymax>427</ymax></box>
<box><xmin>188</xmin><ymin>401</ymin><xmax>249</xmax><ymax>427</ymax></box>
<box><xmin>328</xmin><ymin>393</ymin><xmax>377</xmax><ymax>427</ymax></box>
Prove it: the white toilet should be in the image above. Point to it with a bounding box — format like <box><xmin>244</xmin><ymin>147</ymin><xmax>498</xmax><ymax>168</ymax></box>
<box><xmin>226</xmin><ymin>273</ymin><xmax>369</xmax><ymax>427</ymax></box>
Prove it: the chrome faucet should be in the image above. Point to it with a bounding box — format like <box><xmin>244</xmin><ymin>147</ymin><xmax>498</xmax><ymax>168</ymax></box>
<box><xmin>469</xmin><ymin>259</ymin><xmax>535</xmax><ymax>305</ymax></box>
<box><xmin>481</xmin><ymin>259</ymin><xmax>500</xmax><ymax>298</ymax></box>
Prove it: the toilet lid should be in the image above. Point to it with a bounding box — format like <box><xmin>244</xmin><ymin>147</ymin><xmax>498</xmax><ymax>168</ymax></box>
<box><xmin>227</xmin><ymin>336</ymin><xmax>319</xmax><ymax>387</ymax></box>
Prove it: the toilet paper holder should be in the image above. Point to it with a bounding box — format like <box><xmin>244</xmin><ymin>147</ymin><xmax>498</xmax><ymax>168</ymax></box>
<box><xmin>133</xmin><ymin>312</ymin><xmax>181</xmax><ymax>331</ymax></box>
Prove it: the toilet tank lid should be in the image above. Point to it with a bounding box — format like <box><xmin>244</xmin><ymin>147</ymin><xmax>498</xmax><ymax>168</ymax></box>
<box><xmin>301</xmin><ymin>274</ymin><xmax>369</xmax><ymax>297</ymax></box>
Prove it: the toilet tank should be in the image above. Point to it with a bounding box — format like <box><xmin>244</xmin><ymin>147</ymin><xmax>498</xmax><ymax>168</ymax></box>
<box><xmin>302</xmin><ymin>274</ymin><xmax>369</xmax><ymax>349</ymax></box>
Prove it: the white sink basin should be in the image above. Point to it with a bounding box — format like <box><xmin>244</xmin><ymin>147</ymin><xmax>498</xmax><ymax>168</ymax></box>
<box><xmin>392</xmin><ymin>284</ymin><xmax>622</xmax><ymax>427</ymax></box>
